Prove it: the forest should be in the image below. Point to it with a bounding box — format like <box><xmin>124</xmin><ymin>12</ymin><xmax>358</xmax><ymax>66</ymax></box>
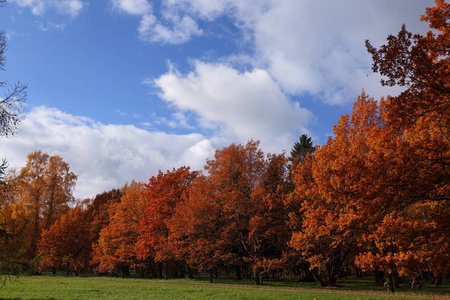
<box><xmin>0</xmin><ymin>0</ymin><xmax>448</xmax><ymax>294</ymax></box>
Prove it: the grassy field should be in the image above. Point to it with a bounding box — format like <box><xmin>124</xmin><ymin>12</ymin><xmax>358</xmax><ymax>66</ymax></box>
<box><xmin>0</xmin><ymin>274</ymin><xmax>449</xmax><ymax>300</ymax></box>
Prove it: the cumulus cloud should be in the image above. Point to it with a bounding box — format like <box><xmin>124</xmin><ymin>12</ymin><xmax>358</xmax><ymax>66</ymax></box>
<box><xmin>250</xmin><ymin>0</ymin><xmax>433</xmax><ymax>104</ymax></box>
<box><xmin>111</xmin><ymin>0</ymin><xmax>203</xmax><ymax>44</ymax></box>
<box><xmin>0</xmin><ymin>106</ymin><xmax>216</xmax><ymax>199</ymax></box>
<box><xmin>118</xmin><ymin>0</ymin><xmax>431</xmax><ymax>103</ymax></box>
<box><xmin>11</xmin><ymin>0</ymin><xmax>86</xmax><ymax>17</ymax></box>
<box><xmin>111</xmin><ymin>0</ymin><xmax>151</xmax><ymax>15</ymax></box>
<box><xmin>154</xmin><ymin>60</ymin><xmax>313</xmax><ymax>154</ymax></box>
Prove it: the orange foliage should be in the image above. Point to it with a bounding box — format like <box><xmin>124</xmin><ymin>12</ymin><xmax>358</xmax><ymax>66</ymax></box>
<box><xmin>290</xmin><ymin>1</ymin><xmax>449</xmax><ymax>290</ymax></box>
<box><xmin>39</xmin><ymin>206</ymin><xmax>91</xmax><ymax>274</ymax></box>
<box><xmin>92</xmin><ymin>182</ymin><xmax>149</xmax><ymax>274</ymax></box>
<box><xmin>14</xmin><ymin>151</ymin><xmax>77</xmax><ymax>261</ymax></box>
<box><xmin>137</xmin><ymin>167</ymin><xmax>197</xmax><ymax>268</ymax></box>
<box><xmin>170</xmin><ymin>141</ymin><xmax>291</xmax><ymax>283</ymax></box>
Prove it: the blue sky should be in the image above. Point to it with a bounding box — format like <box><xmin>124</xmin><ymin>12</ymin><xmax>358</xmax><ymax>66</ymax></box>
<box><xmin>0</xmin><ymin>0</ymin><xmax>433</xmax><ymax>199</ymax></box>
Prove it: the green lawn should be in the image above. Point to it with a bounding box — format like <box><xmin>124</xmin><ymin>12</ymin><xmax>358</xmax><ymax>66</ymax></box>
<box><xmin>0</xmin><ymin>275</ymin><xmax>448</xmax><ymax>300</ymax></box>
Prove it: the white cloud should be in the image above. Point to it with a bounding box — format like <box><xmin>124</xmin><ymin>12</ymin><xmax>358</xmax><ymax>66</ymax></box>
<box><xmin>111</xmin><ymin>0</ymin><xmax>203</xmax><ymax>44</ymax></box>
<box><xmin>11</xmin><ymin>0</ymin><xmax>86</xmax><ymax>17</ymax></box>
<box><xmin>54</xmin><ymin>0</ymin><xmax>84</xmax><ymax>17</ymax></box>
<box><xmin>36</xmin><ymin>21</ymin><xmax>66</xmax><ymax>31</ymax></box>
<box><xmin>116</xmin><ymin>0</ymin><xmax>432</xmax><ymax>103</ymax></box>
<box><xmin>154</xmin><ymin>60</ymin><xmax>313</xmax><ymax>154</ymax></box>
<box><xmin>0</xmin><ymin>106</ymin><xmax>215</xmax><ymax>199</ymax></box>
<box><xmin>111</xmin><ymin>0</ymin><xmax>151</xmax><ymax>15</ymax></box>
<box><xmin>142</xmin><ymin>15</ymin><xmax>203</xmax><ymax>44</ymax></box>
<box><xmin>248</xmin><ymin>0</ymin><xmax>432</xmax><ymax>104</ymax></box>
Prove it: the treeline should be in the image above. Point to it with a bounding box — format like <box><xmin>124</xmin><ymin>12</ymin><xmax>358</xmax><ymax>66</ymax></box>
<box><xmin>0</xmin><ymin>0</ymin><xmax>448</xmax><ymax>293</ymax></box>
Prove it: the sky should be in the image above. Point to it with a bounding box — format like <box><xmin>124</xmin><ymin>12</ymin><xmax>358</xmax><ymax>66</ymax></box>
<box><xmin>0</xmin><ymin>0</ymin><xmax>434</xmax><ymax>199</ymax></box>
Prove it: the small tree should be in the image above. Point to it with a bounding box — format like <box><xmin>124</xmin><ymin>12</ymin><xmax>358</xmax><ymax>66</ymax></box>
<box><xmin>290</xmin><ymin>134</ymin><xmax>315</xmax><ymax>166</ymax></box>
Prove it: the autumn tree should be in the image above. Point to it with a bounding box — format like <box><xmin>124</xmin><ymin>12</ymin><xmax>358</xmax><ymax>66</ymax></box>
<box><xmin>289</xmin><ymin>1</ymin><xmax>449</xmax><ymax>292</ymax></box>
<box><xmin>39</xmin><ymin>206</ymin><xmax>92</xmax><ymax>275</ymax></box>
<box><xmin>92</xmin><ymin>182</ymin><xmax>150</xmax><ymax>277</ymax></box>
<box><xmin>204</xmin><ymin>140</ymin><xmax>266</xmax><ymax>282</ymax></box>
<box><xmin>73</xmin><ymin>188</ymin><xmax>122</xmax><ymax>275</ymax></box>
<box><xmin>137</xmin><ymin>167</ymin><xmax>197</xmax><ymax>279</ymax></box>
<box><xmin>246</xmin><ymin>153</ymin><xmax>291</xmax><ymax>284</ymax></box>
<box><xmin>365</xmin><ymin>0</ymin><xmax>449</xmax><ymax>131</ymax></box>
<box><xmin>0</xmin><ymin>172</ymin><xmax>28</xmax><ymax>275</ymax></box>
<box><xmin>14</xmin><ymin>151</ymin><xmax>77</xmax><ymax>263</ymax></box>
<box><xmin>290</xmin><ymin>99</ymin><xmax>366</xmax><ymax>287</ymax></box>
<box><xmin>169</xmin><ymin>174</ymin><xmax>223</xmax><ymax>282</ymax></box>
<box><xmin>171</xmin><ymin>141</ymin><xmax>285</xmax><ymax>284</ymax></box>
<box><xmin>86</xmin><ymin>189</ymin><xmax>122</xmax><ymax>246</ymax></box>
<box><xmin>37</xmin><ymin>188</ymin><xmax>124</xmax><ymax>275</ymax></box>
<box><xmin>357</xmin><ymin>0</ymin><xmax>449</xmax><ymax>290</ymax></box>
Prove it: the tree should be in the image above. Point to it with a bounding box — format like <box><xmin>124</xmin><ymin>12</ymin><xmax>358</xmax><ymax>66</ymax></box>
<box><xmin>86</xmin><ymin>189</ymin><xmax>122</xmax><ymax>246</ymax></box>
<box><xmin>169</xmin><ymin>174</ymin><xmax>223</xmax><ymax>282</ymax></box>
<box><xmin>0</xmin><ymin>0</ymin><xmax>26</xmax><ymax>184</ymax></box>
<box><xmin>365</xmin><ymin>0</ymin><xmax>449</xmax><ymax>131</ymax></box>
<box><xmin>290</xmin><ymin>106</ymin><xmax>364</xmax><ymax>287</ymax></box>
<box><xmin>0</xmin><ymin>24</ymin><xmax>26</xmax><ymax>139</ymax></box>
<box><xmin>246</xmin><ymin>153</ymin><xmax>291</xmax><ymax>284</ymax></box>
<box><xmin>38</xmin><ymin>206</ymin><xmax>92</xmax><ymax>275</ymax></box>
<box><xmin>360</xmin><ymin>0</ymin><xmax>449</xmax><ymax>290</ymax></box>
<box><xmin>290</xmin><ymin>134</ymin><xmax>315</xmax><ymax>165</ymax></box>
<box><xmin>204</xmin><ymin>140</ymin><xmax>266</xmax><ymax>283</ymax></box>
<box><xmin>171</xmin><ymin>141</ymin><xmax>278</xmax><ymax>284</ymax></box>
<box><xmin>0</xmin><ymin>2</ymin><xmax>27</xmax><ymax>276</ymax></box>
<box><xmin>0</xmin><ymin>174</ymin><xmax>28</xmax><ymax>276</ymax></box>
<box><xmin>92</xmin><ymin>182</ymin><xmax>149</xmax><ymax>277</ymax></box>
<box><xmin>15</xmin><ymin>151</ymin><xmax>77</xmax><ymax>261</ymax></box>
<box><xmin>291</xmin><ymin>90</ymin><xmax>449</xmax><ymax>291</ymax></box>
<box><xmin>289</xmin><ymin>1</ymin><xmax>449</xmax><ymax>292</ymax></box>
<box><xmin>83</xmin><ymin>188</ymin><xmax>122</xmax><ymax>274</ymax></box>
<box><xmin>137</xmin><ymin>167</ymin><xmax>197</xmax><ymax>279</ymax></box>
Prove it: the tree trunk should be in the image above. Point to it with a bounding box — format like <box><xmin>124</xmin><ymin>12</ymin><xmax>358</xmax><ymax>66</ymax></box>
<box><xmin>235</xmin><ymin>265</ymin><xmax>242</xmax><ymax>280</ymax></box>
<box><xmin>209</xmin><ymin>269</ymin><xmax>213</xmax><ymax>283</ymax></box>
<box><xmin>158</xmin><ymin>262</ymin><xmax>163</xmax><ymax>279</ymax></box>
<box><xmin>393</xmin><ymin>271</ymin><xmax>400</xmax><ymax>288</ymax></box>
<box><xmin>164</xmin><ymin>261</ymin><xmax>168</xmax><ymax>280</ymax></box>
<box><xmin>434</xmin><ymin>274</ymin><xmax>442</xmax><ymax>287</ymax></box>
<box><xmin>312</xmin><ymin>270</ymin><xmax>326</xmax><ymax>287</ymax></box>
<box><xmin>385</xmin><ymin>272</ymin><xmax>395</xmax><ymax>293</ymax></box>
<box><xmin>45</xmin><ymin>183</ymin><xmax>55</xmax><ymax>231</ymax></box>
<box><xmin>121</xmin><ymin>264</ymin><xmax>130</xmax><ymax>279</ymax></box>
<box><xmin>253</xmin><ymin>266</ymin><xmax>261</xmax><ymax>285</ymax></box>
<box><xmin>328</xmin><ymin>275</ymin><xmax>338</xmax><ymax>287</ymax></box>
<box><xmin>185</xmin><ymin>263</ymin><xmax>193</xmax><ymax>279</ymax></box>
<box><xmin>327</xmin><ymin>262</ymin><xmax>339</xmax><ymax>287</ymax></box>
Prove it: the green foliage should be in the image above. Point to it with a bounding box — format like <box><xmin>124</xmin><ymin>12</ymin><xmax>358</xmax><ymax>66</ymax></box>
<box><xmin>290</xmin><ymin>134</ymin><xmax>315</xmax><ymax>165</ymax></box>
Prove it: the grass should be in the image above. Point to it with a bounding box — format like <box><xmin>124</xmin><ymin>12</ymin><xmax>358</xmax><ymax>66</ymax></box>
<box><xmin>0</xmin><ymin>274</ymin><xmax>448</xmax><ymax>300</ymax></box>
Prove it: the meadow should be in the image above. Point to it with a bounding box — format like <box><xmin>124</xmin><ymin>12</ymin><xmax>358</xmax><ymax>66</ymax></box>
<box><xmin>0</xmin><ymin>275</ymin><xmax>449</xmax><ymax>300</ymax></box>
